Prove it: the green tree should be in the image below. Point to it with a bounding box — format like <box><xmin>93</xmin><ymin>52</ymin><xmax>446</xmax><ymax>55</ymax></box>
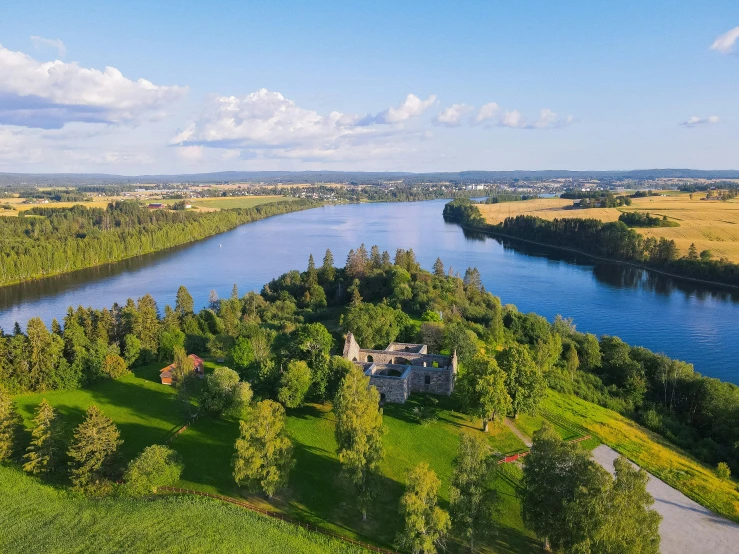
<box><xmin>334</xmin><ymin>366</ymin><xmax>385</xmax><ymax>520</ymax></box>
<box><xmin>342</xmin><ymin>302</ymin><xmax>412</xmax><ymax>350</ymax></box>
<box><xmin>293</xmin><ymin>323</ymin><xmax>333</xmax><ymax>398</ymax></box>
<box><xmin>0</xmin><ymin>389</ymin><xmax>21</xmax><ymax>462</ymax></box>
<box><xmin>277</xmin><ymin>360</ymin><xmax>312</xmax><ymax>408</ymax></box>
<box><xmin>321</xmin><ymin>248</ymin><xmax>336</xmax><ymax>283</ymax></box>
<box><xmin>457</xmin><ymin>353</ymin><xmax>511</xmax><ymax>431</ymax></box>
<box><xmin>171</xmin><ymin>346</ymin><xmax>195</xmax><ymax>385</ymax></box>
<box><xmin>397</xmin><ymin>462</ymin><xmax>450</xmax><ymax>554</ymax></box>
<box><xmin>101</xmin><ymin>354</ymin><xmax>128</xmax><ymax>379</ymax></box>
<box><xmin>306</xmin><ymin>254</ymin><xmax>318</xmax><ymax>286</ymax></box>
<box><xmin>228</xmin><ymin>336</ymin><xmax>255</xmax><ymax>375</ymax></box>
<box><xmin>124</xmin><ymin>445</ymin><xmax>184</xmax><ymax>496</ymax></box>
<box><xmin>596</xmin><ymin>457</ymin><xmax>661</xmax><ymax>554</ymax></box>
<box><xmin>175</xmin><ymin>285</ymin><xmax>194</xmax><ymax>317</ymax></box>
<box><xmin>687</xmin><ymin>243</ymin><xmax>698</xmax><ymax>260</ymax></box>
<box><xmin>23</xmin><ymin>399</ymin><xmax>61</xmax><ymax>474</ymax></box>
<box><xmin>233</xmin><ymin>399</ymin><xmax>294</xmax><ymax>498</ymax></box>
<box><xmin>67</xmin><ymin>405</ymin><xmax>122</xmax><ymax>491</ymax></box>
<box><xmin>716</xmin><ymin>461</ymin><xmax>731</xmax><ymax>481</ymax></box>
<box><xmin>123</xmin><ymin>333</ymin><xmax>141</xmax><ymax>367</ymax></box>
<box><xmin>497</xmin><ymin>343</ymin><xmax>545</xmax><ymax>418</ymax></box>
<box><xmin>200</xmin><ymin>366</ymin><xmax>241</xmax><ymax>414</ymax></box>
<box><xmin>449</xmin><ymin>433</ymin><xmax>498</xmax><ymax>553</ymax></box>
<box><xmin>433</xmin><ymin>258</ymin><xmax>445</xmax><ymax>278</ymax></box>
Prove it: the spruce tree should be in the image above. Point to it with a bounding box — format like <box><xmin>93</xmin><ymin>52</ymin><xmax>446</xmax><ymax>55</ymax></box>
<box><xmin>334</xmin><ymin>366</ymin><xmax>385</xmax><ymax>521</ymax></box>
<box><xmin>0</xmin><ymin>389</ymin><xmax>20</xmax><ymax>462</ymax></box>
<box><xmin>433</xmin><ymin>258</ymin><xmax>445</xmax><ymax>277</ymax></box>
<box><xmin>321</xmin><ymin>249</ymin><xmax>335</xmax><ymax>282</ymax></box>
<box><xmin>306</xmin><ymin>254</ymin><xmax>318</xmax><ymax>286</ymax></box>
<box><xmin>397</xmin><ymin>461</ymin><xmax>450</xmax><ymax>554</ymax></box>
<box><xmin>175</xmin><ymin>285</ymin><xmax>194</xmax><ymax>317</ymax></box>
<box><xmin>68</xmin><ymin>405</ymin><xmax>122</xmax><ymax>490</ymax></box>
<box><xmin>233</xmin><ymin>400</ymin><xmax>294</xmax><ymax>498</ymax></box>
<box><xmin>23</xmin><ymin>399</ymin><xmax>61</xmax><ymax>474</ymax></box>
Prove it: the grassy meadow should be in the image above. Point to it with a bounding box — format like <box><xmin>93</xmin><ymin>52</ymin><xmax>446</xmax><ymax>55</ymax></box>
<box><xmin>0</xmin><ymin>466</ymin><xmax>365</xmax><ymax>554</ymax></box>
<box><xmin>177</xmin><ymin>195</ymin><xmax>296</xmax><ymax>211</ymax></box>
<box><xmin>12</xmin><ymin>362</ymin><xmax>540</xmax><ymax>553</ymax></box>
<box><xmin>479</xmin><ymin>192</ymin><xmax>739</xmax><ymax>262</ymax></box>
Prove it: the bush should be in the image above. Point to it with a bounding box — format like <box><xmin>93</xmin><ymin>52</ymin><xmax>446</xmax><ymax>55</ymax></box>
<box><xmin>124</xmin><ymin>445</ymin><xmax>184</xmax><ymax>496</ymax></box>
<box><xmin>716</xmin><ymin>462</ymin><xmax>732</xmax><ymax>481</ymax></box>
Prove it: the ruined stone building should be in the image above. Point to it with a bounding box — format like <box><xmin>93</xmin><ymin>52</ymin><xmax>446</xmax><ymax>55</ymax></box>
<box><xmin>342</xmin><ymin>332</ymin><xmax>457</xmax><ymax>403</ymax></box>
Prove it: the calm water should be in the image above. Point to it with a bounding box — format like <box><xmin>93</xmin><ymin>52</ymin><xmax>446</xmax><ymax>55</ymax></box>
<box><xmin>1</xmin><ymin>199</ymin><xmax>738</xmax><ymax>383</ymax></box>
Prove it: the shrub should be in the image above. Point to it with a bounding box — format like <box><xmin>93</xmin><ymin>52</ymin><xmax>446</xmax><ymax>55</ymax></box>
<box><xmin>124</xmin><ymin>445</ymin><xmax>184</xmax><ymax>496</ymax></box>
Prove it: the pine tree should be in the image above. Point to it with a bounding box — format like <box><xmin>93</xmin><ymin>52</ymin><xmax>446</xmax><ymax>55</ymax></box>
<box><xmin>433</xmin><ymin>258</ymin><xmax>445</xmax><ymax>277</ymax></box>
<box><xmin>449</xmin><ymin>433</ymin><xmax>498</xmax><ymax>552</ymax></box>
<box><xmin>397</xmin><ymin>462</ymin><xmax>450</xmax><ymax>554</ymax></box>
<box><xmin>68</xmin><ymin>405</ymin><xmax>122</xmax><ymax>490</ymax></box>
<box><xmin>231</xmin><ymin>283</ymin><xmax>239</xmax><ymax>299</ymax></box>
<box><xmin>233</xmin><ymin>399</ymin><xmax>294</xmax><ymax>498</ymax></box>
<box><xmin>370</xmin><ymin>245</ymin><xmax>382</xmax><ymax>269</ymax></box>
<box><xmin>334</xmin><ymin>366</ymin><xmax>385</xmax><ymax>521</ymax></box>
<box><xmin>23</xmin><ymin>399</ymin><xmax>61</xmax><ymax>474</ymax></box>
<box><xmin>0</xmin><ymin>388</ymin><xmax>20</xmax><ymax>462</ymax></box>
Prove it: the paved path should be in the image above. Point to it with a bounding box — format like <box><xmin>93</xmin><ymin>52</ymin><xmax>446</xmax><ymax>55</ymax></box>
<box><xmin>592</xmin><ymin>445</ymin><xmax>739</xmax><ymax>554</ymax></box>
<box><xmin>504</xmin><ymin>418</ymin><xmax>532</xmax><ymax>447</ymax></box>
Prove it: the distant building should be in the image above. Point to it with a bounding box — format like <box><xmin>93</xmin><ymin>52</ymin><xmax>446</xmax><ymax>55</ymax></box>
<box><xmin>160</xmin><ymin>354</ymin><xmax>205</xmax><ymax>385</ymax></box>
<box><xmin>148</xmin><ymin>203</ymin><xmax>165</xmax><ymax>209</ymax></box>
<box><xmin>342</xmin><ymin>333</ymin><xmax>457</xmax><ymax>403</ymax></box>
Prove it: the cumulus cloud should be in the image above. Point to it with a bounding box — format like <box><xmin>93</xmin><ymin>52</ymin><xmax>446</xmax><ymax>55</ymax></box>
<box><xmin>172</xmin><ymin>89</ymin><xmax>433</xmax><ymax>161</ymax></box>
<box><xmin>476</xmin><ymin>102</ymin><xmax>500</xmax><ymax>123</ymax></box>
<box><xmin>30</xmin><ymin>35</ymin><xmax>66</xmax><ymax>57</ymax></box>
<box><xmin>679</xmin><ymin>115</ymin><xmax>720</xmax><ymax>127</ymax></box>
<box><xmin>0</xmin><ymin>43</ymin><xmax>187</xmax><ymax>129</ymax></box>
<box><xmin>473</xmin><ymin>102</ymin><xmax>573</xmax><ymax>129</ymax></box>
<box><xmin>373</xmin><ymin>93</ymin><xmax>437</xmax><ymax>124</ymax></box>
<box><xmin>711</xmin><ymin>27</ymin><xmax>739</xmax><ymax>54</ymax></box>
<box><xmin>434</xmin><ymin>103</ymin><xmax>474</xmax><ymax>127</ymax></box>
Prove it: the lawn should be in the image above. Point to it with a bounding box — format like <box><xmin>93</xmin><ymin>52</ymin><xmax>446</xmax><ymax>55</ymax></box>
<box><xmin>479</xmin><ymin>192</ymin><xmax>739</xmax><ymax>262</ymax></box>
<box><xmin>541</xmin><ymin>389</ymin><xmax>739</xmax><ymax>522</ymax></box>
<box><xmin>0</xmin><ymin>466</ymin><xmax>365</xmax><ymax>554</ymax></box>
<box><xmin>13</xmin><ymin>368</ymin><xmax>536</xmax><ymax>553</ymax></box>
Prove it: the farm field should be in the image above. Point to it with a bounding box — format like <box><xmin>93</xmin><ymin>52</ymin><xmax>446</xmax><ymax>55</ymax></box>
<box><xmin>479</xmin><ymin>193</ymin><xmax>739</xmax><ymax>262</ymax></box>
<box><xmin>0</xmin><ymin>466</ymin><xmax>365</xmax><ymax>554</ymax></box>
<box><xmin>176</xmin><ymin>195</ymin><xmax>296</xmax><ymax>211</ymax></box>
<box><xmin>0</xmin><ymin>197</ymin><xmax>121</xmax><ymax>216</ymax></box>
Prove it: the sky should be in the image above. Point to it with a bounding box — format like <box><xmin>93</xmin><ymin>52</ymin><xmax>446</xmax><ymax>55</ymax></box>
<box><xmin>0</xmin><ymin>0</ymin><xmax>738</xmax><ymax>174</ymax></box>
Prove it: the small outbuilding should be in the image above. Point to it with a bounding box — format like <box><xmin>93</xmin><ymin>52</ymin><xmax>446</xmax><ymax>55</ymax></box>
<box><xmin>160</xmin><ymin>354</ymin><xmax>205</xmax><ymax>385</ymax></box>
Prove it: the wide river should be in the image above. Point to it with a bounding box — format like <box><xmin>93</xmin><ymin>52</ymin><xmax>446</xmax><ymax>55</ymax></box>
<box><xmin>1</xmin><ymin>199</ymin><xmax>737</xmax><ymax>383</ymax></box>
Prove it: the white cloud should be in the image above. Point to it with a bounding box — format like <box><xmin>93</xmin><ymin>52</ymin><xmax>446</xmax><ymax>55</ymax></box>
<box><xmin>434</xmin><ymin>103</ymin><xmax>474</xmax><ymax>127</ymax></box>
<box><xmin>172</xmin><ymin>89</ymin><xmax>433</xmax><ymax>162</ymax></box>
<box><xmin>30</xmin><ymin>35</ymin><xmax>66</xmax><ymax>58</ymax></box>
<box><xmin>373</xmin><ymin>93</ymin><xmax>437</xmax><ymax>124</ymax></box>
<box><xmin>711</xmin><ymin>27</ymin><xmax>739</xmax><ymax>54</ymax></box>
<box><xmin>0</xmin><ymin>43</ymin><xmax>187</xmax><ymax>129</ymax></box>
<box><xmin>476</xmin><ymin>102</ymin><xmax>500</xmax><ymax>123</ymax></box>
<box><xmin>475</xmin><ymin>103</ymin><xmax>573</xmax><ymax>129</ymax></box>
<box><xmin>679</xmin><ymin>115</ymin><xmax>720</xmax><ymax>127</ymax></box>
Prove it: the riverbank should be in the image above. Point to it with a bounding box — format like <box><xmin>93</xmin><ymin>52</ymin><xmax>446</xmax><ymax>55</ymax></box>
<box><xmin>0</xmin><ymin>199</ymin><xmax>322</xmax><ymax>288</ymax></box>
<box><xmin>443</xmin><ymin>198</ymin><xmax>739</xmax><ymax>291</ymax></box>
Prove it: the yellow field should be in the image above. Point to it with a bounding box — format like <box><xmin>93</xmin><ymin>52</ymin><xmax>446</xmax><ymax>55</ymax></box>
<box><xmin>480</xmin><ymin>193</ymin><xmax>739</xmax><ymax>262</ymax></box>
<box><xmin>0</xmin><ymin>197</ymin><xmax>120</xmax><ymax>217</ymax></box>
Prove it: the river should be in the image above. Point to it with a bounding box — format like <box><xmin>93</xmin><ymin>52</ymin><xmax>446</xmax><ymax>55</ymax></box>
<box><xmin>1</xmin><ymin>199</ymin><xmax>737</xmax><ymax>383</ymax></box>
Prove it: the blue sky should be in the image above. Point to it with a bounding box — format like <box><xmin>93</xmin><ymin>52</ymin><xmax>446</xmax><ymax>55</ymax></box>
<box><xmin>0</xmin><ymin>1</ymin><xmax>738</xmax><ymax>173</ymax></box>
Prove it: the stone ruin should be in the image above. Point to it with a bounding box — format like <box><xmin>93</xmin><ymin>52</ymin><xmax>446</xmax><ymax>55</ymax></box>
<box><xmin>342</xmin><ymin>332</ymin><xmax>457</xmax><ymax>403</ymax></box>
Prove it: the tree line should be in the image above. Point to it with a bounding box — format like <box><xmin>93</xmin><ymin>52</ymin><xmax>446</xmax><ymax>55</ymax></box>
<box><xmin>444</xmin><ymin>198</ymin><xmax>739</xmax><ymax>288</ymax></box>
<box><xmin>0</xmin><ymin>198</ymin><xmax>318</xmax><ymax>286</ymax></box>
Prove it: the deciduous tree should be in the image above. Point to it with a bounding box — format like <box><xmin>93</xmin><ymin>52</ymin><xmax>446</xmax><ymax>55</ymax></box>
<box><xmin>233</xmin><ymin>399</ymin><xmax>294</xmax><ymax>498</ymax></box>
<box><xmin>397</xmin><ymin>462</ymin><xmax>450</xmax><ymax>554</ymax></box>
<box><xmin>124</xmin><ymin>445</ymin><xmax>184</xmax><ymax>496</ymax></box>
<box><xmin>277</xmin><ymin>360</ymin><xmax>312</xmax><ymax>408</ymax></box>
<box><xmin>457</xmin><ymin>353</ymin><xmax>511</xmax><ymax>431</ymax></box>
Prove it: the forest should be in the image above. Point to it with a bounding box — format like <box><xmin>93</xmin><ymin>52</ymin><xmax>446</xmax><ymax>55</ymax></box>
<box><xmin>0</xmin><ymin>199</ymin><xmax>317</xmax><ymax>286</ymax></box>
<box><xmin>444</xmin><ymin>198</ymin><xmax>739</xmax><ymax>288</ymax></box>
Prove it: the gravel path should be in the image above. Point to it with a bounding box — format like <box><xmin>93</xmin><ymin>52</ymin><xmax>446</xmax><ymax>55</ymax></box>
<box><xmin>592</xmin><ymin>445</ymin><xmax>739</xmax><ymax>554</ymax></box>
<box><xmin>504</xmin><ymin>418</ymin><xmax>533</xmax><ymax>447</ymax></box>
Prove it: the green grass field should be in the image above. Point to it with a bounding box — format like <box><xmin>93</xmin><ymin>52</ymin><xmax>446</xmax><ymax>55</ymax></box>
<box><xmin>12</xmin><ymin>365</ymin><xmax>537</xmax><ymax>553</ymax></box>
<box><xmin>175</xmin><ymin>196</ymin><xmax>297</xmax><ymax>210</ymax></box>
<box><xmin>0</xmin><ymin>466</ymin><xmax>365</xmax><ymax>554</ymax></box>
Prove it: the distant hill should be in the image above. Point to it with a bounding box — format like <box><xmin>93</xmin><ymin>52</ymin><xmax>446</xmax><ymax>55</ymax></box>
<box><xmin>2</xmin><ymin>169</ymin><xmax>739</xmax><ymax>187</ymax></box>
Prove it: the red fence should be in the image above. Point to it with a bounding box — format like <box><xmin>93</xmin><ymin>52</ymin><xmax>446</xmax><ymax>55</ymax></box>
<box><xmin>158</xmin><ymin>486</ymin><xmax>396</xmax><ymax>554</ymax></box>
<box><xmin>497</xmin><ymin>435</ymin><xmax>591</xmax><ymax>465</ymax></box>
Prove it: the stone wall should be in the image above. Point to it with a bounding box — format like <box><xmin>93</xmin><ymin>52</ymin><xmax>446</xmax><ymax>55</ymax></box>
<box><xmin>368</xmin><ymin>374</ymin><xmax>410</xmax><ymax>403</ymax></box>
<box><xmin>409</xmin><ymin>367</ymin><xmax>454</xmax><ymax>396</ymax></box>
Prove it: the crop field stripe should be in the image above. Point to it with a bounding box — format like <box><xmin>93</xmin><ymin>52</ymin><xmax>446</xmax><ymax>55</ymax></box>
<box><xmin>159</xmin><ymin>487</ymin><xmax>394</xmax><ymax>554</ymax></box>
